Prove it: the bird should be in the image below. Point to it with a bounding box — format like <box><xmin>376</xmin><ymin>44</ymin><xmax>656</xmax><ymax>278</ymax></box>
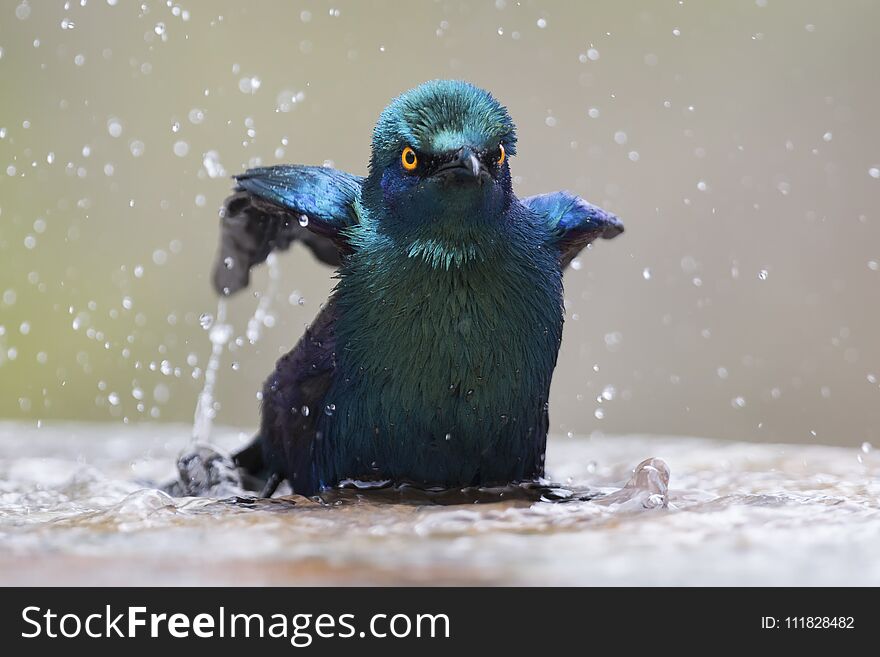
<box><xmin>212</xmin><ymin>80</ymin><xmax>623</xmax><ymax>498</ymax></box>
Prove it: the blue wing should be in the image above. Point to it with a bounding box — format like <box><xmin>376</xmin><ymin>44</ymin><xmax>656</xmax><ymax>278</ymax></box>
<box><xmin>522</xmin><ymin>191</ymin><xmax>624</xmax><ymax>268</ymax></box>
<box><xmin>213</xmin><ymin>165</ymin><xmax>363</xmax><ymax>296</ymax></box>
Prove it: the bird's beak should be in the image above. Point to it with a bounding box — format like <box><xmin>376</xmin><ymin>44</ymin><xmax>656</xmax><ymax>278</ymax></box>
<box><xmin>435</xmin><ymin>146</ymin><xmax>487</xmax><ymax>182</ymax></box>
<box><xmin>466</xmin><ymin>151</ymin><xmax>481</xmax><ymax>178</ymax></box>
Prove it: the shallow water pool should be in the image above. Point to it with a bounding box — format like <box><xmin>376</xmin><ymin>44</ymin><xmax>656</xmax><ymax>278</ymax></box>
<box><xmin>0</xmin><ymin>422</ymin><xmax>877</xmax><ymax>586</ymax></box>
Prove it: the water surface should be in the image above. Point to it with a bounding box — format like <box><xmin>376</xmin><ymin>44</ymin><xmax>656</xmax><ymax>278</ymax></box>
<box><xmin>1</xmin><ymin>422</ymin><xmax>877</xmax><ymax>586</ymax></box>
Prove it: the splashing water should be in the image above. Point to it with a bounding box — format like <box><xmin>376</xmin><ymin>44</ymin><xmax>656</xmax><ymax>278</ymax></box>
<box><xmin>191</xmin><ymin>299</ymin><xmax>229</xmax><ymax>443</ymax></box>
<box><xmin>246</xmin><ymin>253</ymin><xmax>280</xmax><ymax>345</ymax></box>
<box><xmin>191</xmin><ymin>254</ymin><xmax>281</xmax><ymax>443</ymax></box>
<box><xmin>1</xmin><ymin>424</ymin><xmax>878</xmax><ymax>586</ymax></box>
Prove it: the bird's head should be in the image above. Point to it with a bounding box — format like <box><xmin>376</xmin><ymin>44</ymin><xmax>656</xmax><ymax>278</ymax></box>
<box><xmin>363</xmin><ymin>80</ymin><xmax>517</xmax><ymax>240</ymax></box>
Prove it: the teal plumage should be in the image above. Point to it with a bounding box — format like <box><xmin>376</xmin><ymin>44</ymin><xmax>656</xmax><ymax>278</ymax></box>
<box><xmin>214</xmin><ymin>80</ymin><xmax>623</xmax><ymax>496</ymax></box>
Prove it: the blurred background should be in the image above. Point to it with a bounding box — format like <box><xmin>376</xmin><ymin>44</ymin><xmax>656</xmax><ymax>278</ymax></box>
<box><xmin>1</xmin><ymin>0</ymin><xmax>878</xmax><ymax>447</ymax></box>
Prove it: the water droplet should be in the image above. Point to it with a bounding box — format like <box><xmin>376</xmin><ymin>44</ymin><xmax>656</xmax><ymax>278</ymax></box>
<box><xmin>231</xmin><ymin>361</ymin><xmax>240</xmax><ymax>371</ymax></box>
<box><xmin>301</xmin><ymin>405</ymin><xmax>310</xmax><ymax>417</ymax></box>
<box><xmin>107</xmin><ymin>118</ymin><xmax>123</xmax><ymax>138</ymax></box>
<box><xmin>587</xmin><ymin>107</ymin><xmax>600</xmax><ymax>119</ymax></box>
<box><xmin>324</xmin><ymin>403</ymin><xmax>336</xmax><ymax>416</ymax></box>
<box><xmin>108</xmin><ymin>392</ymin><xmax>120</xmax><ymax>406</ymax></box>
<box><xmin>276</xmin><ymin>89</ymin><xmax>305</xmax><ymax>113</ymax></box>
<box><xmin>536</xmin><ymin>18</ymin><xmax>547</xmax><ymax>28</ymax></box>
<box><xmin>202</xmin><ymin>150</ymin><xmax>225</xmax><ymax>178</ymax></box>
<box><xmin>15</xmin><ymin>2</ymin><xmax>31</xmax><ymax>21</ymax></box>
<box><xmin>199</xmin><ymin>313</ymin><xmax>214</xmax><ymax>330</ymax></box>
<box><xmin>173</xmin><ymin>141</ymin><xmax>189</xmax><ymax>157</ymax></box>
<box><xmin>861</xmin><ymin>442</ymin><xmax>873</xmax><ymax>454</ymax></box>
<box><xmin>604</xmin><ymin>332</ymin><xmax>622</xmax><ymax>348</ymax></box>
<box><xmin>238</xmin><ymin>76</ymin><xmax>261</xmax><ymax>94</ymax></box>
<box><xmin>298</xmin><ymin>214</ymin><xmax>309</xmax><ymax>227</ymax></box>
<box><xmin>586</xmin><ymin>48</ymin><xmax>599</xmax><ymax>61</ymax></box>
<box><xmin>732</xmin><ymin>396</ymin><xmax>746</xmax><ymax>408</ymax></box>
<box><xmin>869</xmin><ymin>167</ymin><xmax>880</xmax><ymax>179</ymax></box>
<box><xmin>613</xmin><ymin>130</ymin><xmax>628</xmax><ymax>145</ymax></box>
<box><xmin>154</xmin><ymin>22</ymin><xmax>165</xmax><ymax>36</ymax></box>
<box><xmin>444</xmin><ymin>432</ymin><xmax>452</xmax><ymax>441</ymax></box>
<box><xmin>757</xmin><ymin>269</ymin><xmax>769</xmax><ymax>280</ymax></box>
<box><xmin>642</xmin><ymin>267</ymin><xmax>652</xmax><ymax>280</ymax></box>
<box><xmin>594</xmin><ymin>408</ymin><xmax>605</xmax><ymax>419</ymax></box>
<box><xmin>153</xmin><ymin>383</ymin><xmax>170</xmax><ymax>404</ymax></box>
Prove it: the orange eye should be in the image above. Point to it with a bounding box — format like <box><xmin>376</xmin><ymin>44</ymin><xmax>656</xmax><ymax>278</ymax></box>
<box><xmin>497</xmin><ymin>143</ymin><xmax>506</xmax><ymax>166</ymax></box>
<box><xmin>401</xmin><ymin>146</ymin><xmax>418</xmax><ymax>171</ymax></box>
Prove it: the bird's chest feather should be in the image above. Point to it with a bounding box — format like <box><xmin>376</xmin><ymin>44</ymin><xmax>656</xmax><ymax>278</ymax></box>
<box><xmin>351</xmin><ymin>257</ymin><xmax>557</xmax><ymax>393</ymax></box>
<box><xmin>326</xmin><ymin>229</ymin><xmax>563</xmax><ymax>452</ymax></box>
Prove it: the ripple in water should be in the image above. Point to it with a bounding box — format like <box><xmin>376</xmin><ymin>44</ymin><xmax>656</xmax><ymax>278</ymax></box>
<box><xmin>0</xmin><ymin>422</ymin><xmax>878</xmax><ymax>586</ymax></box>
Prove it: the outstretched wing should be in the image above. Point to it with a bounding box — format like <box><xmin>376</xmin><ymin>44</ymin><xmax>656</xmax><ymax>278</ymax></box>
<box><xmin>213</xmin><ymin>165</ymin><xmax>363</xmax><ymax>296</ymax></box>
<box><xmin>522</xmin><ymin>191</ymin><xmax>624</xmax><ymax>268</ymax></box>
